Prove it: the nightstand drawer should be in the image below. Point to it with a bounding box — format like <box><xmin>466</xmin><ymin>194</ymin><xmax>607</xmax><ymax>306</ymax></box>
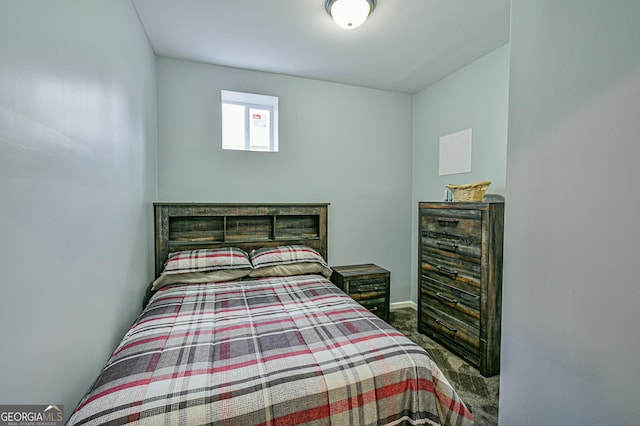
<box><xmin>350</xmin><ymin>289</ymin><xmax>387</xmax><ymax>301</ymax></box>
<box><xmin>349</xmin><ymin>277</ymin><xmax>388</xmax><ymax>293</ymax></box>
<box><xmin>358</xmin><ymin>297</ymin><xmax>387</xmax><ymax>318</ymax></box>
<box><xmin>330</xmin><ymin>264</ymin><xmax>390</xmax><ymax>322</ymax></box>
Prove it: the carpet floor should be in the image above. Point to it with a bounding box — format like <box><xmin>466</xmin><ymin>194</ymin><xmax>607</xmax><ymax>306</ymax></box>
<box><xmin>388</xmin><ymin>308</ymin><xmax>499</xmax><ymax>426</ymax></box>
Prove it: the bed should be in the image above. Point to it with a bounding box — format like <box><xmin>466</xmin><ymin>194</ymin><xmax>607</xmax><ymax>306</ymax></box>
<box><xmin>68</xmin><ymin>203</ymin><xmax>473</xmax><ymax>426</ymax></box>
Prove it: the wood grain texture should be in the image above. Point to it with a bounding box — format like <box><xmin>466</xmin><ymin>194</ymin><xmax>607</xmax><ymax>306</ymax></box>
<box><xmin>418</xmin><ymin>202</ymin><xmax>504</xmax><ymax>377</ymax></box>
<box><xmin>154</xmin><ymin>203</ymin><xmax>329</xmax><ymax>278</ymax></box>
<box><xmin>330</xmin><ymin>264</ymin><xmax>391</xmax><ymax>322</ymax></box>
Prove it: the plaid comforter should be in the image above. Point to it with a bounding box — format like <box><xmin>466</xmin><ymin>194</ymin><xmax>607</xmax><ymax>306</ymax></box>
<box><xmin>69</xmin><ymin>275</ymin><xmax>473</xmax><ymax>426</ymax></box>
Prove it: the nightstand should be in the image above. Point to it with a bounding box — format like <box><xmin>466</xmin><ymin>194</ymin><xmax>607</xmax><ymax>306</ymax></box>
<box><xmin>330</xmin><ymin>264</ymin><xmax>390</xmax><ymax>321</ymax></box>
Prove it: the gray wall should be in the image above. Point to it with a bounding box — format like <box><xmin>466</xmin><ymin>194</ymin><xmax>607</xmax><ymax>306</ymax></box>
<box><xmin>500</xmin><ymin>1</ymin><xmax>640</xmax><ymax>424</ymax></box>
<box><xmin>7</xmin><ymin>2</ymin><xmax>638</xmax><ymax>423</ymax></box>
<box><xmin>411</xmin><ymin>44</ymin><xmax>510</xmax><ymax>302</ymax></box>
<box><xmin>0</xmin><ymin>0</ymin><xmax>157</xmax><ymax>420</ymax></box>
<box><xmin>156</xmin><ymin>57</ymin><xmax>414</xmax><ymax>302</ymax></box>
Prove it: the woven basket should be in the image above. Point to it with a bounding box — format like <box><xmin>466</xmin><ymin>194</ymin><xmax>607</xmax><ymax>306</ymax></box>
<box><xmin>446</xmin><ymin>181</ymin><xmax>492</xmax><ymax>202</ymax></box>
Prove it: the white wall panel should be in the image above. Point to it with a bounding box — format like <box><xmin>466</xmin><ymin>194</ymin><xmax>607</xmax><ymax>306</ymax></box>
<box><xmin>501</xmin><ymin>1</ymin><xmax>640</xmax><ymax>424</ymax></box>
<box><xmin>0</xmin><ymin>1</ymin><xmax>157</xmax><ymax>419</ymax></box>
<box><xmin>411</xmin><ymin>45</ymin><xmax>510</xmax><ymax>303</ymax></box>
<box><xmin>156</xmin><ymin>58</ymin><xmax>413</xmax><ymax>302</ymax></box>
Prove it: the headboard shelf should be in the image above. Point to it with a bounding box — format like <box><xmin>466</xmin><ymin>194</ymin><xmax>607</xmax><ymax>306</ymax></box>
<box><xmin>154</xmin><ymin>203</ymin><xmax>329</xmax><ymax>277</ymax></box>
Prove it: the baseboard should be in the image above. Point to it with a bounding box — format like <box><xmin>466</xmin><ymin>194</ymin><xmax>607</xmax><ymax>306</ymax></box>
<box><xmin>390</xmin><ymin>300</ymin><xmax>417</xmax><ymax>311</ymax></box>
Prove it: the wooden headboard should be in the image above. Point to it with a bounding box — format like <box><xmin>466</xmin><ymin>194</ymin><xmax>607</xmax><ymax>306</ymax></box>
<box><xmin>154</xmin><ymin>203</ymin><xmax>329</xmax><ymax>278</ymax></box>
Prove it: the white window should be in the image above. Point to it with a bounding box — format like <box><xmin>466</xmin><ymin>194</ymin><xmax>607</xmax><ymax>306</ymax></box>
<box><xmin>221</xmin><ymin>90</ymin><xmax>279</xmax><ymax>152</ymax></box>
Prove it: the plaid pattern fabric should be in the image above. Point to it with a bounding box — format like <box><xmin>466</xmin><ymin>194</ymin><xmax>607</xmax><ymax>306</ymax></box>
<box><xmin>69</xmin><ymin>275</ymin><xmax>474</xmax><ymax>426</ymax></box>
<box><xmin>250</xmin><ymin>245</ymin><xmax>332</xmax><ymax>276</ymax></box>
<box><xmin>162</xmin><ymin>247</ymin><xmax>252</xmax><ymax>274</ymax></box>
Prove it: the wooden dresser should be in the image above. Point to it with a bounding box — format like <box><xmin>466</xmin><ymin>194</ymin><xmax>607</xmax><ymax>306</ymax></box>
<box><xmin>418</xmin><ymin>202</ymin><xmax>504</xmax><ymax>377</ymax></box>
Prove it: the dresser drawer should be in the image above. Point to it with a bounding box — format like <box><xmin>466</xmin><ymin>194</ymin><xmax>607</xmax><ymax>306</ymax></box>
<box><xmin>420</xmin><ymin>304</ymin><xmax>480</xmax><ymax>361</ymax></box>
<box><xmin>420</xmin><ymin>232</ymin><xmax>482</xmax><ymax>260</ymax></box>
<box><xmin>420</xmin><ymin>210</ymin><xmax>482</xmax><ymax>260</ymax></box>
<box><xmin>420</xmin><ymin>254</ymin><xmax>481</xmax><ymax>296</ymax></box>
<box><xmin>421</xmin><ymin>208</ymin><xmax>481</xmax><ymax>234</ymax></box>
<box><xmin>420</xmin><ymin>276</ymin><xmax>480</xmax><ymax>329</ymax></box>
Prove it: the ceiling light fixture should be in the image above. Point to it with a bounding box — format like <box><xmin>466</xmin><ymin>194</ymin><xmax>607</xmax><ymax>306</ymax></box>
<box><xmin>325</xmin><ymin>0</ymin><xmax>376</xmax><ymax>30</ymax></box>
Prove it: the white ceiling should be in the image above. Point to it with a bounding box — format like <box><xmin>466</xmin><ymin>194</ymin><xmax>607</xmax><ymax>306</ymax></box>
<box><xmin>132</xmin><ymin>0</ymin><xmax>510</xmax><ymax>94</ymax></box>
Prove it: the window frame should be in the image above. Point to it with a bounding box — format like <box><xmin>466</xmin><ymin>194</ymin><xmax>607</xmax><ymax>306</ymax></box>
<box><xmin>221</xmin><ymin>90</ymin><xmax>279</xmax><ymax>152</ymax></box>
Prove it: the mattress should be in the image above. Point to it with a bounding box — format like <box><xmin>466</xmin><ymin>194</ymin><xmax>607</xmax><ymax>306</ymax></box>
<box><xmin>68</xmin><ymin>274</ymin><xmax>473</xmax><ymax>425</ymax></box>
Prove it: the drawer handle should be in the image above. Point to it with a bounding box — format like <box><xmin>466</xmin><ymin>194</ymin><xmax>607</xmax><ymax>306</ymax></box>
<box><xmin>437</xmin><ymin>242</ymin><xmax>458</xmax><ymax>252</ymax></box>
<box><xmin>437</xmin><ymin>218</ymin><xmax>459</xmax><ymax>227</ymax></box>
<box><xmin>369</xmin><ymin>306</ymin><xmax>378</xmax><ymax>312</ymax></box>
<box><xmin>435</xmin><ymin>265</ymin><xmax>459</xmax><ymax>277</ymax></box>
<box><xmin>435</xmin><ymin>319</ymin><xmax>458</xmax><ymax>333</ymax></box>
<box><xmin>435</xmin><ymin>292</ymin><xmax>458</xmax><ymax>305</ymax></box>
